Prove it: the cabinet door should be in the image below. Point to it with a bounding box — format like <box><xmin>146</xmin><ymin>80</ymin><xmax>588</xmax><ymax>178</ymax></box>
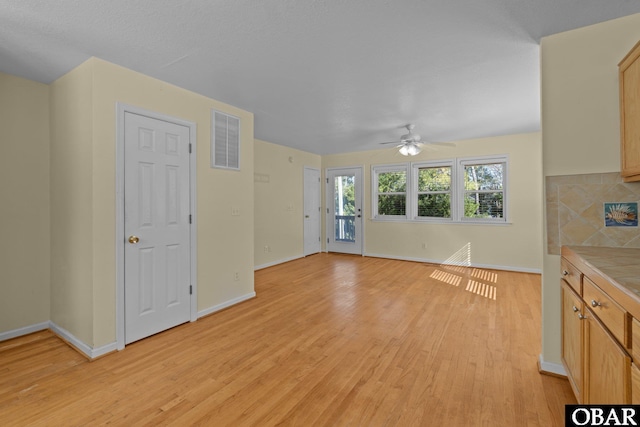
<box><xmin>632</xmin><ymin>363</ymin><xmax>640</xmax><ymax>404</ymax></box>
<box><xmin>620</xmin><ymin>41</ymin><xmax>640</xmax><ymax>181</ymax></box>
<box><xmin>562</xmin><ymin>281</ymin><xmax>584</xmax><ymax>402</ymax></box>
<box><xmin>584</xmin><ymin>307</ymin><xmax>631</xmax><ymax>404</ymax></box>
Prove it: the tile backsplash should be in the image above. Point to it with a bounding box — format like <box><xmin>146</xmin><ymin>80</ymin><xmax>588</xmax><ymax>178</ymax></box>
<box><xmin>546</xmin><ymin>172</ymin><xmax>640</xmax><ymax>255</ymax></box>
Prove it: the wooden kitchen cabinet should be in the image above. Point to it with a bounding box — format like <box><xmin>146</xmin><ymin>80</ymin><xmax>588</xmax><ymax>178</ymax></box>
<box><xmin>632</xmin><ymin>363</ymin><xmax>640</xmax><ymax>404</ymax></box>
<box><xmin>560</xmin><ymin>246</ymin><xmax>638</xmax><ymax>404</ymax></box>
<box><xmin>619</xmin><ymin>40</ymin><xmax>640</xmax><ymax>182</ymax></box>
<box><xmin>584</xmin><ymin>306</ymin><xmax>631</xmax><ymax>403</ymax></box>
<box><xmin>561</xmin><ymin>280</ymin><xmax>584</xmax><ymax>402</ymax></box>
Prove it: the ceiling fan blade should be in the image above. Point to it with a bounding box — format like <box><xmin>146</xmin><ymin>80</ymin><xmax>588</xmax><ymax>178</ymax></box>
<box><xmin>380</xmin><ymin>141</ymin><xmax>401</xmax><ymax>145</ymax></box>
<box><xmin>425</xmin><ymin>141</ymin><xmax>456</xmax><ymax>147</ymax></box>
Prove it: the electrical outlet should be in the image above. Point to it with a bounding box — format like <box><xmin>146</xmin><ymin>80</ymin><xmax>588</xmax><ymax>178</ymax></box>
<box><xmin>234</xmin><ymin>272</ymin><xmax>239</xmax><ymax>281</ymax></box>
<box><xmin>231</xmin><ymin>207</ymin><xmax>240</xmax><ymax>216</ymax></box>
<box><xmin>422</xmin><ymin>242</ymin><xmax>428</xmax><ymax>249</ymax></box>
<box><xmin>264</xmin><ymin>245</ymin><xmax>269</xmax><ymax>253</ymax></box>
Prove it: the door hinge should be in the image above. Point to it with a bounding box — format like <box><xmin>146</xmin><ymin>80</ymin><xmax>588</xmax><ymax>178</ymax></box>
<box><xmin>318</xmin><ymin>236</ymin><xmax>321</xmax><ymax>242</ymax></box>
<box><xmin>326</xmin><ymin>208</ymin><xmax>329</xmax><ymax>214</ymax></box>
<box><xmin>327</xmin><ymin>238</ymin><xmax>329</xmax><ymax>243</ymax></box>
<box><xmin>190</xmin><ymin>285</ymin><xmax>193</xmax><ymax>295</ymax></box>
<box><xmin>189</xmin><ymin>214</ymin><xmax>192</xmax><ymax>224</ymax></box>
<box><xmin>189</xmin><ymin>143</ymin><xmax>192</xmax><ymax>153</ymax></box>
<box><xmin>326</xmin><ymin>178</ymin><xmax>329</xmax><ymax>184</ymax></box>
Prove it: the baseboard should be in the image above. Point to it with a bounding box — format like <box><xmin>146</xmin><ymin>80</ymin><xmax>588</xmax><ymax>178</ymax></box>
<box><xmin>2</xmin><ymin>321</ymin><xmax>116</xmax><ymax>359</ymax></box>
<box><xmin>254</xmin><ymin>255</ymin><xmax>305</xmax><ymax>271</ymax></box>
<box><xmin>49</xmin><ymin>322</ymin><xmax>117</xmax><ymax>360</ymax></box>
<box><xmin>538</xmin><ymin>354</ymin><xmax>567</xmax><ymax>377</ymax></box>
<box><xmin>198</xmin><ymin>292</ymin><xmax>257</xmax><ymax>318</ymax></box>
<box><xmin>0</xmin><ymin>321</ymin><xmax>50</xmax><ymax>342</ymax></box>
<box><xmin>363</xmin><ymin>252</ymin><xmax>542</xmax><ymax>274</ymax></box>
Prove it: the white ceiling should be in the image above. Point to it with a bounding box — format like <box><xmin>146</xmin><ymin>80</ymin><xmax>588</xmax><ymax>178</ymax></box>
<box><xmin>2</xmin><ymin>1</ymin><xmax>640</xmax><ymax>155</ymax></box>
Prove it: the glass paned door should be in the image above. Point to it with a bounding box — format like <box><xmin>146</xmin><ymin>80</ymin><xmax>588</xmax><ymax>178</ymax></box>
<box><xmin>326</xmin><ymin>167</ymin><xmax>362</xmax><ymax>254</ymax></box>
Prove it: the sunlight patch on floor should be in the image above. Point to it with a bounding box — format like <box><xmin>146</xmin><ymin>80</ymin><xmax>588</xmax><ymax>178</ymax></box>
<box><xmin>471</xmin><ymin>268</ymin><xmax>498</xmax><ymax>283</ymax></box>
<box><xmin>429</xmin><ymin>269</ymin><xmax>462</xmax><ymax>287</ymax></box>
<box><xmin>465</xmin><ymin>280</ymin><xmax>497</xmax><ymax>300</ymax></box>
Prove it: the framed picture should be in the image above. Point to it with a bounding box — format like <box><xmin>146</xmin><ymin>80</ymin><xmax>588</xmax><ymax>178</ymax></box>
<box><xmin>604</xmin><ymin>202</ymin><xmax>638</xmax><ymax>227</ymax></box>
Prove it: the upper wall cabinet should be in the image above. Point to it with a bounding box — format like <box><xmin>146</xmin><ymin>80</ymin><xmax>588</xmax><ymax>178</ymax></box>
<box><xmin>619</xmin><ymin>40</ymin><xmax>640</xmax><ymax>182</ymax></box>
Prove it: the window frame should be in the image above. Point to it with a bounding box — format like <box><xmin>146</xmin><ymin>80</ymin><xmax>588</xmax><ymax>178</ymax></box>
<box><xmin>411</xmin><ymin>160</ymin><xmax>455</xmax><ymax>222</ymax></box>
<box><xmin>371</xmin><ymin>163</ymin><xmax>410</xmax><ymax>221</ymax></box>
<box><xmin>370</xmin><ymin>155</ymin><xmax>509</xmax><ymax>225</ymax></box>
<box><xmin>456</xmin><ymin>155</ymin><xmax>508</xmax><ymax>224</ymax></box>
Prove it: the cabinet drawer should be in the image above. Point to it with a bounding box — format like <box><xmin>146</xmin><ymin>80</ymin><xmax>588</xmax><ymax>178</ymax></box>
<box><xmin>561</xmin><ymin>258</ymin><xmax>582</xmax><ymax>294</ymax></box>
<box><xmin>584</xmin><ymin>276</ymin><xmax>628</xmax><ymax>346</ymax></box>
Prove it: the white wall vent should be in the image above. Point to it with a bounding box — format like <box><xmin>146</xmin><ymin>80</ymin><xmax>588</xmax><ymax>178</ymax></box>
<box><xmin>211</xmin><ymin>110</ymin><xmax>240</xmax><ymax>170</ymax></box>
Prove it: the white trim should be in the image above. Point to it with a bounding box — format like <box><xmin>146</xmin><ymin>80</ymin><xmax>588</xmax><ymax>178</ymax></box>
<box><xmin>410</xmin><ymin>159</ymin><xmax>455</xmax><ymax>221</ymax></box>
<box><xmin>115</xmin><ymin>103</ymin><xmax>198</xmax><ymax>351</ymax></box>
<box><xmin>1</xmin><ymin>321</ymin><xmax>115</xmax><ymax>359</ymax></box>
<box><xmin>455</xmin><ymin>154</ymin><xmax>508</xmax><ymax>223</ymax></box>
<box><xmin>50</xmin><ymin>321</ymin><xmax>117</xmax><ymax>359</ymax></box>
<box><xmin>371</xmin><ymin>163</ymin><xmax>410</xmax><ymax>220</ymax></box>
<box><xmin>369</xmin><ymin>154</ymin><xmax>509</xmax><ymax>224</ymax></box>
<box><xmin>538</xmin><ymin>354</ymin><xmax>567</xmax><ymax>377</ymax></box>
<box><xmin>363</xmin><ymin>252</ymin><xmax>541</xmax><ymax>274</ymax></box>
<box><xmin>255</xmin><ymin>255</ymin><xmax>305</xmax><ymax>271</ymax></box>
<box><xmin>197</xmin><ymin>292</ymin><xmax>256</xmax><ymax>318</ymax></box>
<box><xmin>0</xmin><ymin>321</ymin><xmax>50</xmax><ymax>342</ymax></box>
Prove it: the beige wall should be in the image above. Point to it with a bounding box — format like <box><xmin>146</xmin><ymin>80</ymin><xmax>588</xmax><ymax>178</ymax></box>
<box><xmin>322</xmin><ymin>132</ymin><xmax>543</xmax><ymax>271</ymax></box>
<box><xmin>0</xmin><ymin>73</ymin><xmax>51</xmax><ymax>334</ymax></box>
<box><xmin>49</xmin><ymin>60</ymin><xmax>95</xmax><ymax>343</ymax></box>
<box><xmin>540</xmin><ymin>13</ymin><xmax>640</xmax><ymax>365</ymax></box>
<box><xmin>254</xmin><ymin>139</ymin><xmax>321</xmax><ymax>268</ymax></box>
<box><xmin>48</xmin><ymin>58</ymin><xmax>255</xmax><ymax>348</ymax></box>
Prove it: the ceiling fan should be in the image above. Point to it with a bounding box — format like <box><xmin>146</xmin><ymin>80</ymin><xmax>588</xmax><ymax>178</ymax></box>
<box><xmin>380</xmin><ymin>124</ymin><xmax>453</xmax><ymax>156</ymax></box>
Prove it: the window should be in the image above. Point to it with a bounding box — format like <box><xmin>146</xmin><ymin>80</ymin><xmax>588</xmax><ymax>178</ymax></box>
<box><xmin>372</xmin><ymin>164</ymin><xmax>408</xmax><ymax>219</ymax></box>
<box><xmin>372</xmin><ymin>155</ymin><xmax>508</xmax><ymax>224</ymax></box>
<box><xmin>458</xmin><ymin>157</ymin><xmax>506</xmax><ymax>222</ymax></box>
<box><xmin>211</xmin><ymin>110</ymin><xmax>240</xmax><ymax>170</ymax></box>
<box><xmin>413</xmin><ymin>161</ymin><xmax>453</xmax><ymax>220</ymax></box>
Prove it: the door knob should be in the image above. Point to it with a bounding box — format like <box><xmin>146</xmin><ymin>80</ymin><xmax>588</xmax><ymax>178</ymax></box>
<box><xmin>305</xmin><ymin>215</ymin><xmax>310</xmax><ymax>218</ymax></box>
<box><xmin>128</xmin><ymin>235</ymin><xmax>140</xmax><ymax>244</ymax></box>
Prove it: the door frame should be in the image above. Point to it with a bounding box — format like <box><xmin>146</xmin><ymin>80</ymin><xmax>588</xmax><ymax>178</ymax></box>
<box><xmin>115</xmin><ymin>103</ymin><xmax>198</xmax><ymax>350</ymax></box>
<box><xmin>303</xmin><ymin>166</ymin><xmax>321</xmax><ymax>256</ymax></box>
<box><xmin>325</xmin><ymin>166</ymin><xmax>364</xmax><ymax>255</ymax></box>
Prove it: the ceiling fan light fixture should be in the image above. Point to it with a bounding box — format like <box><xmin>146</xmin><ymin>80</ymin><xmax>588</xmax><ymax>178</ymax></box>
<box><xmin>399</xmin><ymin>143</ymin><xmax>421</xmax><ymax>156</ymax></box>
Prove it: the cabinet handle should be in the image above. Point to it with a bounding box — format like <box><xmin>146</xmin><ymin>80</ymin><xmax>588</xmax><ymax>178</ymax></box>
<box><xmin>591</xmin><ymin>300</ymin><xmax>601</xmax><ymax>308</ymax></box>
<box><xmin>562</xmin><ymin>270</ymin><xmax>569</xmax><ymax>276</ymax></box>
<box><xmin>578</xmin><ymin>313</ymin><xmax>587</xmax><ymax>320</ymax></box>
<box><xmin>572</xmin><ymin>306</ymin><xmax>579</xmax><ymax>312</ymax></box>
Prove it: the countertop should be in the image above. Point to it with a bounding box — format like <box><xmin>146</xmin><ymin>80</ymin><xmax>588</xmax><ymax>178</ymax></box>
<box><xmin>564</xmin><ymin>246</ymin><xmax>640</xmax><ymax>315</ymax></box>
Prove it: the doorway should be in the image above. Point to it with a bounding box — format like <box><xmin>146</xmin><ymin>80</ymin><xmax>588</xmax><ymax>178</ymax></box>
<box><xmin>326</xmin><ymin>167</ymin><xmax>363</xmax><ymax>255</ymax></box>
<box><xmin>303</xmin><ymin>167</ymin><xmax>321</xmax><ymax>256</ymax></box>
<box><xmin>116</xmin><ymin>104</ymin><xmax>197</xmax><ymax>349</ymax></box>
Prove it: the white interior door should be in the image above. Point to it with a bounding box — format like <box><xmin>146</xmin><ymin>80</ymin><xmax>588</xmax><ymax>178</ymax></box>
<box><xmin>124</xmin><ymin>112</ymin><xmax>191</xmax><ymax>344</ymax></box>
<box><xmin>326</xmin><ymin>167</ymin><xmax>363</xmax><ymax>255</ymax></box>
<box><xmin>303</xmin><ymin>167</ymin><xmax>321</xmax><ymax>256</ymax></box>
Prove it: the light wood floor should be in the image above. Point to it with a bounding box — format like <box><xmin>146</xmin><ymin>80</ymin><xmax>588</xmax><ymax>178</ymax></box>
<box><xmin>1</xmin><ymin>254</ymin><xmax>575</xmax><ymax>426</ymax></box>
